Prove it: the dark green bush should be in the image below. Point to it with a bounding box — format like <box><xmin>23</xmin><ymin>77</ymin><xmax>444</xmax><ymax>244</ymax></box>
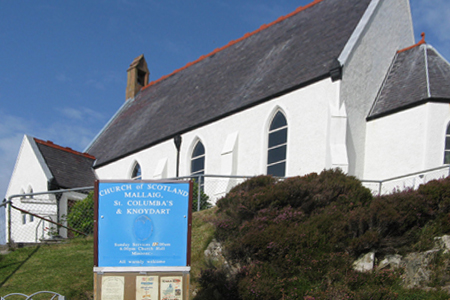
<box><xmin>65</xmin><ymin>192</ymin><xmax>94</xmax><ymax>236</ymax></box>
<box><xmin>195</xmin><ymin>170</ymin><xmax>450</xmax><ymax>299</ymax></box>
<box><xmin>192</xmin><ymin>179</ymin><xmax>211</xmax><ymax>212</ymax></box>
<box><xmin>194</xmin><ymin>265</ymin><xmax>241</xmax><ymax>300</ymax></box>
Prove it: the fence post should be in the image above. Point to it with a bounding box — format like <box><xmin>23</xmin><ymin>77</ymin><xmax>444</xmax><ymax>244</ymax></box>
<box><xmin>197</xmin><ymin>175</ymin><xmax>202</xmax><ymax>212</ymax></box>
<box><xmin>8</xmin><ymin>201</ymin><xmax>12</xmax><ymax>247</ymax></box>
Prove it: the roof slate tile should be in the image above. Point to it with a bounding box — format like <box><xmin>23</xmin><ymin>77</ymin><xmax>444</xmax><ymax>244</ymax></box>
<box><xmin>87</xmin><ymin>0</ymin><xmax>372</xmax><ymax>167</ymax></box>
<box><xmin>368</xmin><ymin>44</ymin><xmax>450</xmax><ymax>120</ymax></box>
<box><xmin>35</xmin><ymin>139</ymin><xmax>96</xmax><ymax>189</ymax></box>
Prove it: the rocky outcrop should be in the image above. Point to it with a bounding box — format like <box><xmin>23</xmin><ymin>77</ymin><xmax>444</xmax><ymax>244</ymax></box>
<box><xmin>353</xmin><ymin>235</ymin><xmax>450</xmax><ymax>291</ymax></box>
<box><xmin>377</xmin><ymin>254</ymin><xmax>402</xmax><ymax>271</ymax></box>
<box><xmin>401</xmin><ymin>249</ymin><xmax>441</xmax><ymax>288</ymax></box>
<box><xmin>204</xmin><ymin>239</ymin><xmax>240</xmax><ymax>276</ymax></box>
<box><xmin>353</xmin><ymin>252</ymin><xmax>375</xmax><ymax>272</ymax></box>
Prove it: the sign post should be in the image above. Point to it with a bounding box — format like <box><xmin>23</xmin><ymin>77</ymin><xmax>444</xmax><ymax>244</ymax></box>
<box><xmin>93</xmin><ymin>180</ymin><xmax>192</xmax><ymax>300</ymax></box>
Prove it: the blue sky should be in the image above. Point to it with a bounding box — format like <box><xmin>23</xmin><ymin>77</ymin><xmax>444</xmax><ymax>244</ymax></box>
<box><xmin>1</xmin><ymin>0</ymin><xmax>449</xmax><ymax>198</ymax></box>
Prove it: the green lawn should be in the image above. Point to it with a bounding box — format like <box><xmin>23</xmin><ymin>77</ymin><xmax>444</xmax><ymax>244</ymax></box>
<box><xmin>0</xmin><ymin>209</ymin><xmax>216</xmax><ymax>300</ymax></box>
<box><xmin>0</xmin><ymin>237</ymin><xmax>94</xmax><ymax>299</ymax></box>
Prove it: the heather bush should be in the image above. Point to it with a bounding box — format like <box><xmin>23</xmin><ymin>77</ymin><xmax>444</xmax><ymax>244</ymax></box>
<box><xmin>194</xmin><ymin>264</ymin><xmax>241</xmax><ymax>300</ymax></box>
<box><xmin>195</xmin><ymin>170</ymin><xmax>450</xmax><ymax>299</ymax></box>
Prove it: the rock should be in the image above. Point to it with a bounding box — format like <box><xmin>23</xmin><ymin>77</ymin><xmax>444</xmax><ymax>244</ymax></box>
<box><xmin>353</xmin><ymin>252</ymin><xmax>375</xmax><ymax>272</ymax></box>
<box><xmin>204</xmin><ymin>239</ymin><xmax>223</xmax><ymax>261</ymax></box>
<box><xmin>400</xmin><ymin>249</ymin><xmax>440</xmax><ymax>289</ymax></box>
<box><xmin>351</xmin><ymin>235</ymin><xmax>450</xmax><ymax>291</ymax></box>
<box><xmin>442</xmin><ymin>285</ymin><xmax>450</xmax><ymax>294</ymax></box>
<box><xmin>434</xmin><ymin>235</ymin><xmax>450</xmax><ymax>253</ymax></box>
<box><xmin>204</xmin><ymin>239</ymin><xmax>241</xmax><ymax>276</ymax></box>
<box><xmin>377</xmin><ymin>254</ymin><xmax>402</xmax><ymax>271</ymax></box>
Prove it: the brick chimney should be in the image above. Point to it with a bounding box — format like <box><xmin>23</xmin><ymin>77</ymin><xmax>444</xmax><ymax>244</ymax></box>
<box><xmin>126</xmin><ymin>54</ymin><xmax>149</xmax><ymax>100</ymax></box>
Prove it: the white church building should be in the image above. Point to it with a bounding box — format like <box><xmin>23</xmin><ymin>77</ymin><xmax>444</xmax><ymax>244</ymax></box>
<box><xmin>5</xmin><ymin>0</ymin><xmax>450</xmax><ymax>243</ymax></box>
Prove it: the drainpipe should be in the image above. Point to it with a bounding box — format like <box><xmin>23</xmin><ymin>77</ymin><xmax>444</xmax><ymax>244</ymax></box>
<box><xmin>174</xmin><ymin>135</ymin><xmax>182</xmax><ymax>178</ymax></box>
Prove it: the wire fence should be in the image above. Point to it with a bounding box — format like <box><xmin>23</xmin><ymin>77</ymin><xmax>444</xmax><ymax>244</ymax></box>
<box><xmin>2</xmin><ymin>168</ymin><xmax>449</xmax><ymax>247</ymax></box>
<box><xmin>1</xmin><ymin>175</ymin><xmax>253</xmax><ymax>247</ymax></box>
<box><xmin>3</xmin><ymin>187</ymin><xmax>94</xmax><ymax>246</ymax></box>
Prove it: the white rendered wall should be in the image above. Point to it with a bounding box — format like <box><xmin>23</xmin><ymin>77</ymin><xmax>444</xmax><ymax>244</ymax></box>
<box><xmin>364</xmin><ymin>103</ymin><xmax>450</xmax><ymax>180</ymax></box>
<box><xmin>340</xmin><ymin>0</ymin><xmax>414</xmax><ymax>178</ymax></box>
<box><xmin>95</xmin><ymin>79</ymin><xmax>343</xmax><ymax>185</ymax></box>
<box><xmin>5</xmin><ymin>135</ymin><xmax>55</xmax><ymax>243</ymax></box>
<box><xmin>6</xmin><ymin>136</ymin><xmax>51</xmax><ymax>197</ymax></box>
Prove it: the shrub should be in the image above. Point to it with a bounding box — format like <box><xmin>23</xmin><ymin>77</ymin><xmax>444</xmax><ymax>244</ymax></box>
<box><xmin>195</xmin><ymin>265</ymin><xmax>241</xmax><ymax>300</ymax></box>
<box><xmin>195</xmin><ymin>171</ymin><xmax>450</xmax><ymax>299</ymax></box>
<box><xmin>65</xmin><ymin>192</ymin><xmax>94</xmax><ymax>236</ymax></box>
<box><xmin>192</xmin><ymin>179</ymin><xmax>212</xmax><ymax>212</ymax></box>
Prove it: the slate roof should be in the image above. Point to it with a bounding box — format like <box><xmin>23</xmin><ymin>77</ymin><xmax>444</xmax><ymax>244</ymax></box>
<box><xmin>34</xmin><ymin>139</ymin><xmax>96</xmax><ymax>189</ymax></box>
<box><xmin>87</xmin><ymin>0</ymin><xmax>372</xmax><ymax>167</ymax></box>
<box><xmin>368</xmin><ymin>42</ymin><xmax>450</xmax><ymax>120</ymax></box>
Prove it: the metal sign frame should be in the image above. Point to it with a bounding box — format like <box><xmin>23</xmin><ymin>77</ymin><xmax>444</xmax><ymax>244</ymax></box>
<box><xmin>94</xmin><ymin>180</ymin><xmax>192</xmax><ymax>271</ymax></box>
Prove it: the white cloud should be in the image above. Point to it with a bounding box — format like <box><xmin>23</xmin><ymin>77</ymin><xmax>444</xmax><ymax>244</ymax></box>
<box><xmin>0</xmin><ymin>108</ymin><xmax>104</xmax><ymax>198</ymax></box>
<box><xmin>85</xmin><ymin>71</ymin><xmax>122</xmax><ymax>91</ymax></box>
<box><xmin>58</xmin><ymin>106</ymin><xmax>104</xmax><ymax>122</ymax></box>
<box><xmin>0</xmin><ymin>130</ymin><xmax>24</xmax><ymax>199</ymax></box>
<box><xmin>0</xmin><ymin>112</ymin><xmax>32</xmax><ymax>198</ymax></box>
<box><xmin>56</xmin><ymin>73</ymin><xmax>72</xmax><ymax>83</ymax></box>
<box><xmin>411</xmin><ymin>0</ymin><xmax>450</xmax><ymax>58</ymax></box>
<box><xmin>412</xmin><ymin>0</ymin><xmax>450</xmax><ymax>42</ymax></box>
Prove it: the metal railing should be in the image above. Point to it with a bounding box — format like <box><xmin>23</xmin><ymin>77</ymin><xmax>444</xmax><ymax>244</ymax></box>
<box><xmin>361</xmin><ymin>165</ymin><xmax>450</xmax><ymax>196</ymax></box>
<box><xmin>2</xmin><ymin>168</ymin><xmax>449</xmax><ymax>246</ymax></box>
<box><xmin>170</xmin><ymin>174</ymin><xmax>255</xmax><ymax>210</ymax></box>
<box><xmin>2</xmin><ymin>187</ymin><xmax>94</xmax><ymax>246</ymax></box>
<box><xmin>1</xmin><ymin>291</ymin><xmax>65</xmax><ymax>299</ymax></box>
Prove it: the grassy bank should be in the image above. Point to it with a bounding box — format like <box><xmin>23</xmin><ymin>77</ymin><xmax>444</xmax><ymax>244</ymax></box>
<box><xmin>0</xmin><ymin>209</ymin><xmax>217</xmax><ymax>299</ymax></box>
<box><xmin>0</xmin><ymin>237</ymin><xmax>94</xmax><ymax>299</ymax></box>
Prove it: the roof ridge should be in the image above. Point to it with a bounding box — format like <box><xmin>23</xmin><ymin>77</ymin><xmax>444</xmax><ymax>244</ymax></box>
<box><xmin>424</xmin><ymin>43</ymin><xmax>431</xmax><ymax>98</ymax></box>
<box><xmin>397</xmin><ymin>32</ymin><xmax>426</xmax><ymax>53</ymax></box>
<box><xmin>34</xmin><ymin>138</ymin><xmax>96</xmax><ymax>160</ymax></box>
<box><xmin>367</xmin><ymin>51</ymin><xmax>399</xmax><ymax>119</ymax></box>
<box><xmin>142</xmin><ymin>0</ymin><xmax>325</xmax><ymax>91</ymax></box>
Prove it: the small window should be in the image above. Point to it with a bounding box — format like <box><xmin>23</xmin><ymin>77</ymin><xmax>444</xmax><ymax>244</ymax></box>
<box><xmin>132</xmin><ymin>163</ymin><xmax>142</xmax><ymax>180</ymax></box>
<box><xmin>191</xmin><ymin>141</ymin><xmax>205</xmax><ymax>175</ymax></box>
<box><xmin>191</xmin><ymin>141</ymin><xmax>205</xmax><ymax>189</ymax></box>
<box><xmin>29</xmin><ymin>214</ymin><xmax>34</xmax><ymax>222</ymax></box>
<box><xmin>445</xmin><ymin>124</ymin><xmax>450</xmax><ymax>164</ymax></box>
<box><xmin>22</xmin><ymin>213</ymin><xmax>27</xmax><ymax>225</ymax></box>
<box><xmin>267</xmin><ymin>111</ymin><xmax>287</xmax><ymax>177</ymax></box>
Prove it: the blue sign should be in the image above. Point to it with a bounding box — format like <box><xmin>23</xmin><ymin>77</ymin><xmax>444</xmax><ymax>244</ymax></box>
<box><xmin>97</xmin><ymin>181</ymin><xmax>191</xmax><ymax>267</ymax></box>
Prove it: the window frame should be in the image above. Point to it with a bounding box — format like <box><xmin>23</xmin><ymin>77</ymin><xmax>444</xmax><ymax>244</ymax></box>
<box><xmin>190</xmin><ymin>141</ymin><xmax>205</xmax><ymax>176</ymax></box>
<box><xmin>445</xmin><ymin>124</ymin><xmax>450</xmax><ymax>164</ymax></box>
<box><xmin>131</xmin><ymin>162</ymin><xmax>142</xmax><ymax>180</ymax></box>
<box><xmin>267</xmin><ymin>111</ymin><xmax>288</xmax><ymax>177</ymax></box>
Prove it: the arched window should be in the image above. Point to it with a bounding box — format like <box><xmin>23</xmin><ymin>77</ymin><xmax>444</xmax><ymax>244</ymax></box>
<box><xmin>191</xmin><ymin>141</ymin><xmax>205</xmax><ymax>190</ymax></box>
<box><xmin>444</xmin><ymin>124</ymin><xmax>450</xmax><ymax>164</ymax></box>
<box><xmin>191</xmin><ymin>141</ymin><xmax>205</xmax><ymax>176</ymax></box>
<box><xmin>131</xmin><ymin>162</ymin><xmax>142</xmax><ymax>180</ymax></box>
<box><xmin>267</xmin><ymin>111</ymin><xmax>287</xmax><ymax>177</ymax></box>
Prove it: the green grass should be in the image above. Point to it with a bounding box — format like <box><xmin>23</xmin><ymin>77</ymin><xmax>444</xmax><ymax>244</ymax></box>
<box><xmin>0</xmin><ymin>209</ymin><xmax>217</xmax><ymax>300</ymax></box>
<box><xmin>0</xmin><ymin>237</ymin><xmax>94</xmax><ymax>299</ymax></box>
<box><xmin>190</xmin><ymin>207</ymin><xmax>217</xmax><ymax>296</ymax></box>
